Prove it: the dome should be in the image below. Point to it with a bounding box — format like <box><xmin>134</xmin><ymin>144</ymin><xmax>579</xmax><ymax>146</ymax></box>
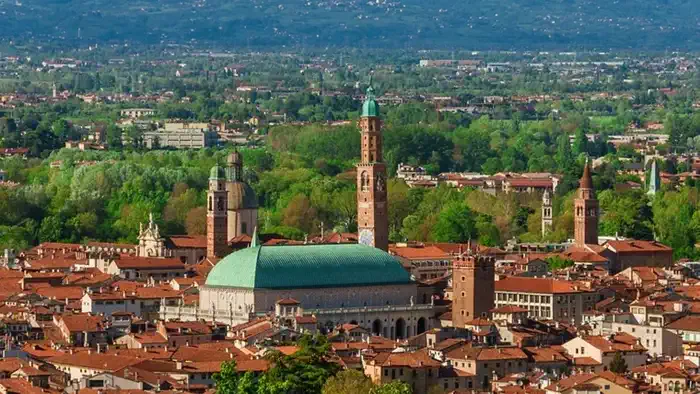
<box><xmin>227</xmin><ymin>151</ymin><xmax>242</xmax><ymax>166</ymax></box>
<box><xmin>361</xmin><ymin>86</ymin><xmax>379</xmax><ymax>117</ymax></box>
<box><xmin>205</xmin><ymin>244</ymin><xmax>412</xmax><ymax>289</ymax></box>
<box><xmin>209</xmin><ymin>165</ymin><xmax>225</xmax><ymax>180</ymax></box>
<box><xmin>227</xmin><ymin>181</ymin><xmax>258</xmax><ymax>210</ymax></box>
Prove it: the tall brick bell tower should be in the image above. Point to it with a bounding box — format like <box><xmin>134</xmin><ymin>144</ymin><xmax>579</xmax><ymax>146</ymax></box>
<box><xmin>574</xmin><ymin>159</ymin><xmax>599</xmax><ymax>247</ymax></box>
<box><xmin>207</xmin><ymin>165</ymin><xmax>229</xmax><ymax>258</ymax></box>
<box><xmin>357</xmin><ymin>80</ymin><xmax>389</xmax><ymax>252</ymax></box>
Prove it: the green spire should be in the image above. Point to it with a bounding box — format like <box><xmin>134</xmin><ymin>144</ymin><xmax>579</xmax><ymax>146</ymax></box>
<box><xmin>361</xmin><ymin>75</ymin><xmax>379</xmax><ymax>117</ymax></box>
<box><xmin>648</xmin><ymin>159</ymin><xmax>660</xmax><ymax>196</ymax></box>
<box><xmin>250</xmin><ymin>226</ymin><xmax>260</xmax><ymax>248</ymax></box>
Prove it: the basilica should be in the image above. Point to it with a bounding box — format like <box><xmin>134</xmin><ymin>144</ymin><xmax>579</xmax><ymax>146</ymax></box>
<box><xmin>160</xmin><ymin>83</ymin><xmax>439</xmax><ymax>339</ymax></box>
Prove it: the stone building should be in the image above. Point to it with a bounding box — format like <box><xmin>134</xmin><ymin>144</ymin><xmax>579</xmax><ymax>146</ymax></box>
<box><xmin>494</xmin><ymin>277</ymin><xmax>598</xmax><ymax>325</ymax></box>
<box><xmin>162</xmin><ymin>236</ymin><xmax>436</xmax><ymax>339</ymax></box>
<box><xmin>451</xmin><ymin>255</ymin><xmax>495</xmax><ymax>328</ymax></box>
<box><xmin>136</xmin><ymin>214</ymin><xmax>206</xmax><ymax>264</ymax></box>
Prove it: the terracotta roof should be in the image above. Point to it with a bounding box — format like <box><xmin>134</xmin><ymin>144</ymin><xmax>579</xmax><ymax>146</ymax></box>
<box><xmin>523</xmin><ymin>347</ymin><xmax>568</xmax><ymax>363</ymax></box>
<box><xmin>371</xmin><ymin>348</ymin><xmax>440</xmax><ymax>368</ymax></box>
<box><xmin>506</xmin><ymin>179</ymin><xmax>554</xmax><ymax>188</ymax></box>
<box><xmin>36</xmin><ymin>286</ymin><xmax>84</xmax><ymax>300</ymax></box>
<box><xmin>276</xmin><ymin>298</ymin><xmax>300</xmax><ymax>305</ymax></box>
<box><xmin>0</xmin><ymin>359</ymin><xmax>27</xmax><ymax>374</ymax></box>
<box><xmin>389</xmin><ymin>245</ymin><xmax>452</xmax><ymax>260</ymax></box>
<box><xmin>605</xmin><ymin>240</ymin><xmax>672</xmax><ymax>253</ymax></box>
<box><xmin>167</xmin><ymin>235</ymin><xmax>207</xmax><ymax>249</ymax></box>
<box><xmin>131</xmin><ymin>332</ymin><xmax>167</xmax><ymax>345</ymax></box>
<box><xmin>580</xmin><ymin>335</ymin><xmax>646</xmax><ymax>354</ymax></box>
<box><xmin>57</xmin><ymin>314</ymin><xmax>105</xmax><ymax>332</ymax></box>
<box><xmin>295</xmin><ymin>315</ymin><xmax>317</xmax><ymax>324</ymax></box>
<box><xmin>560</xmin><ymin>247</ymin><xmax>609</xmax><ymax>263</ymax></box>
<box><xmin>446</xmin><ymin>344</ymin><xmax>527</xmax><ymax>361</ymax></box>
<box><xmin>464</xmin><ymin>318</ymin><xmax>494</xmax><ymax>326</ymax></box>
<box><xmin>495</xmin><ymin>277</ymin><xmax>589</xmax><ymax>294</ymax></box>
<box><xmin>48</xmin><ymin>353</ymin><xmax>141</xmax><ymax>371</ymax></box>
<box><xmin>666</xmin><ymin>315</ymin><xmax>700</xmax><ymax>332</ymax></box>
<box><xmin>0</xmin><ymin>378</ymin><xmax>53</xmax><ymax>394</ymax></box>
<box><xmin>112</xmin><ymin>256</ymin><xmax>186</xmax><ymax>270</ymax></box>
<box><xmin>491</xmin><ymin>305</ymin><xmax>529</xmax><ymax>314</ymax></box>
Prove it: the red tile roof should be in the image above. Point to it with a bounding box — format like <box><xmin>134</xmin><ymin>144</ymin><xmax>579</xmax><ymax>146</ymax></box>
<box><xmin>389</xmin><ymin>245</ymin><xmax>452</xmax><ymax>260</ymax></box>
<box><xmin>167</xmin><ymin>235</ymin><xmax>207</xmax><ymax>249</ymax></box>
<box><xmin>48</xmin><ymin>353</ymin><xmax>142</xmax><ymax>371</ymax></box>
<box><xmin>112</xmin><ymin>256</ymin><xmax>186</xmax><ymax>270</ymax></box>
<box><xmin>605</xmin><ymin>240</ymin><xmax>672</xmax><ymax>253</ymax></box>
<box><xmin>666</xmin><ymin>315</ymin><xmax>700</xmax><ymax>332</ymax></box>
<box><xmin>371</xmin><ymin>348</ymin><xmax>441</xmax><ymax>368</ymax></box>
<box><xmin>57</xmin><ymin>313</ymin><xmax>105</xmax><ymax>332</ymax></box>
<box><xmin>495</xmin><ymin>277</ymin><xmax>589</xmax><ymax>294</ymax></box>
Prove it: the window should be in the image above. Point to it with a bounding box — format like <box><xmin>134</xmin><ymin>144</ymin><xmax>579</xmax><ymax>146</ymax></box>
<box><xmin>241</xmin><ymin>222</ymin><xmax>248</xmax><ymax>234</ymax></box>
<box><xmin>400</xmin><ymin>368</ymin><xmax>403</xmax><ymax>376</ymax></box>
<box><xmin>384</xmin><ymin>370</ymin><xmax>388</xmax><ymax>376</ymax></box>
<box><xmin>604</xmin><ymin>385</ymin><xmax>610</xmax><ymax>390</ymax></box>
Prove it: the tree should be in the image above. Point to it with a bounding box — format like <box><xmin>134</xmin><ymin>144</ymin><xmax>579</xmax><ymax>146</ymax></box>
<box><xmin>39</xmin><ymin>216</ymin><xmax>64</xmax><ymax>242</ymax></box>
<box><xmin>432</xmin><ymin>201</ymin><xmax>476</xmax><ymax>243</ymax></box>
<box><xmin>609</xmin><ymin>352</ymin><xmax>628</xmax><ymax>374</ymax></box>
<box><xmin>282</xmin><ymin>194</ymin><xmax>318</xmax><ymax>234</ymax></box>
<box><xmin>572</xmin><ymin>128</ymin><xmax>588</xmax><ymax>157</ymax></box>
<box><xmin>106</xmin><ymin>125</ymin><xmax>123</xmax><ymax>149</ymax></box>
<box><xmin>185</xmin><ymin>207</ymin><xmax>207</xmax><ymax>235</ymax></box>
<box><xmin>213</xmin><ymin>360</ymin><xmax>258</xmax><ymax>394</ymax></box>
<box><xmin>546</xmin><ymin>256</ymin><xmax>574</xmax><ymax>271</ymax></box>
<box><xmin>322</xmin><ymin>370</ymin><xmax>374</xmax><ymax>394</ymax></box>
<box><xmin>371</xmin><ymin>381</ymin><xmax>413</xmax><ymax>394</ymax></box>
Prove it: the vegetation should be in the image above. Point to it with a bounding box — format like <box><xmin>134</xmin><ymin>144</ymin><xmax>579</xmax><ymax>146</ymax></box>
<box><xmin>609</xmin><ymin>352</ymin><xmax>629</xmax><ymax>374</ymax></box>
<box><xmin>214</xmin><ymin>335</ymin><xmax>412</xmax><ymax>394</ymax></box>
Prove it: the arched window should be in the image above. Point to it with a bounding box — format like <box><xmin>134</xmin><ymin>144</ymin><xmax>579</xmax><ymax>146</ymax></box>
<box><xmin>361</xmin><ymin>171</ymin><xmax>369</xmax><ymax>191</ymax></box>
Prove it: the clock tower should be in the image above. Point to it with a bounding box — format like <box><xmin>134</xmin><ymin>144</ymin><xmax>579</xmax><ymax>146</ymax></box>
<box><xmin>357</xmin><ymin>81</ymin><xmax>389</xmax><ymax>251</ymax></box>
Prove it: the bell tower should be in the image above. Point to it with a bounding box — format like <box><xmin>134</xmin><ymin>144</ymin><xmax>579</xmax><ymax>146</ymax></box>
<box><xmin>541</xmin><ymin>189</ymin><xmax>553</xmax><ymax>236</ymax></box>
<box><xmin>574</xmin><ymin>160</ymin><xmax>599</xmax><ymax>247</ymax></box>
<box><xmin>207</xmin><ymin>165</ymin><xmax>229</xmax><ymax>258</ymax></box>
<box><xmin>357</xmin><ymin>80</ymin><xmax>389</xmax><ymax>251</ymax></box>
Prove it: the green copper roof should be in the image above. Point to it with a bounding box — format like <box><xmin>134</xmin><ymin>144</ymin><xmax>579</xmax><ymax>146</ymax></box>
<box><xmin>361</xmin><ymin>85</ymin><xmax>379</xmax><ymax>117</ymax></box>
<box><xmin>209</xmin><ymin>165</ymin><xmax>226</xmax><ymax>180</ymax></box>
<box><xmin>205</xmin><ymin>244</ymin><xmax>412</xmax><ymax>289</ymax></box>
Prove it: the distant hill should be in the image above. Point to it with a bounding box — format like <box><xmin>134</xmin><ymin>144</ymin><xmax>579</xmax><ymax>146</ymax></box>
<box><xmin>1</xmin><ymin>0</ymin><xmax>699</xmax><ymax>49</ymax></box>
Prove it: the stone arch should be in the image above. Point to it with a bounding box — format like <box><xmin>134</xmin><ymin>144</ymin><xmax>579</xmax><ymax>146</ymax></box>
<box><xmin>372</xmin><ymin>319</ymin><xmax>382</xmax><ymax>335</ymax></box>
<box><xmin>417</xmin><ymin>317</ymin><xmax>427</xmax><ymax>335</ymax></box>
<box><xmin>395</xmin><ymin>318</ymin><xmax>406</xmax><ymax>339</ymax></box>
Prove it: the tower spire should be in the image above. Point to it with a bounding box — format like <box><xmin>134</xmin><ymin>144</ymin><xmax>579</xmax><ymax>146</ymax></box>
<box><xmin>648</xmin><ymin>160</ymin><xmax>660</xmax><ymax>197</ymax></box>
<box><xmin>574</xmin><ymin>158</ymin><xmax>599</xmax><ymax>247</ymax></box>
<box><xmin>250</xmin><ymin>227</ymin><xmax>260</xmax><ymax>248</ymax></box>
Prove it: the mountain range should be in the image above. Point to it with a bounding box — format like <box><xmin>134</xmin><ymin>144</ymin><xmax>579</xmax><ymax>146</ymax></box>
<box><xmin>1</xmin><ymin>0</ymin><xmax>699</xmax><ymax>49</ymax></box>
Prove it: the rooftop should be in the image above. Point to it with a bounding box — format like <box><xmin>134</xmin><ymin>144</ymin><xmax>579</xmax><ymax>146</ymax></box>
<box><xmin>206</xmin><ymin>244</ymin><xmax>412</xmax><ymax>289</ymax></box>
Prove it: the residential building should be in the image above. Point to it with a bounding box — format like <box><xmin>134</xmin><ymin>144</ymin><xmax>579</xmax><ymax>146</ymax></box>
<box><xmin>495</xmin><ymin>277</ymin><xmax>598</xmax><ymax>324</ymax></box>
<box><xmin>562</xmin><ymin>334</ymin><xmax>647</xmax><ymax>371</ymax></box>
